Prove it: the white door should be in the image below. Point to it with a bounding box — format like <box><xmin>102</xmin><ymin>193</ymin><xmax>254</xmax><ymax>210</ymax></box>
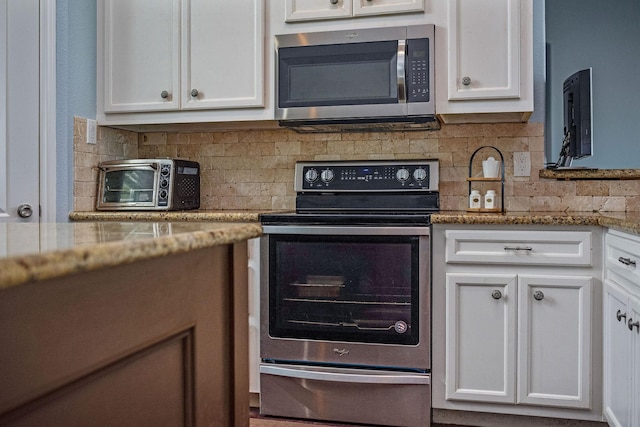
<box><xmin>182</xmin><ymin>0</ymin><xmax>264</xmax><ymax>110</ymax></box>
<box><xmin>445</xmin><ymin>273</ymin><xmax>517</xmax><ymax>403</ymax></box>
<box><xmin>102</xmin><ymin>0</ymin><xmax>181</xmax><ymax>112</ymax></box>
<box><xmin>447</xmin><ymin>0</ymin><xmax>521</xmax><ymax>100</ymax></box>
<box><xmin>517</xmin><ymin>275</ymin><xmax>592</xmax><ymax>409</ymax></box>
<box><xmin>0</xmin><ymin>0</ymin><xmax>40</xmax><ymax>223</ymax></box>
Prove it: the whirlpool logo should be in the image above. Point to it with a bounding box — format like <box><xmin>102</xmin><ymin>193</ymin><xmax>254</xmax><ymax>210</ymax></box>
<box><xmin>333</xmin><ymin>348</ymin><xmax>350</xmax><ymax>357</ymax></box>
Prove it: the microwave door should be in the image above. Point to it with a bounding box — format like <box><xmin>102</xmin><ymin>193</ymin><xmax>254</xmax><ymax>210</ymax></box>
<box><xmin>276</xmin><ymin>40</ymin><xmax>407</xmax><ymax>121</ymax></box>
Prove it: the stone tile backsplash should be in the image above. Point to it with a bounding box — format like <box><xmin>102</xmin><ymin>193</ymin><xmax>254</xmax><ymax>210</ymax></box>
<box><xmin>73</xmin><ymin>117</ymin><xmax>640</xmax><ymax>212</ymax></box>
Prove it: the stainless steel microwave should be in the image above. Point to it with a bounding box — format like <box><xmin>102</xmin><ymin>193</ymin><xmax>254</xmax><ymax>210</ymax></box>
<box><xmin>275</xmin><ymin>25</ymin><xmax>436</xmax><ymax>132</ymax></box>
<box><xmin>96</xmin><ymin>159</ymin><xmax>200</xmax><ymax>211</ymax></box>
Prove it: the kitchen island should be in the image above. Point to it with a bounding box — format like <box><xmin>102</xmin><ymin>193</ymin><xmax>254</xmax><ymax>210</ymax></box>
<box><xmin>0</xmin><ymin>221</ymin><xmax>262</xmax><ymax>427</ymax></box>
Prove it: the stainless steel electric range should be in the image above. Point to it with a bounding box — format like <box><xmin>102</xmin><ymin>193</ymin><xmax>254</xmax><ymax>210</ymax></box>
<box><xmin>259</xmin><ymin>159</ymin><xmax>439</xmax><ymax>427</ymax></box>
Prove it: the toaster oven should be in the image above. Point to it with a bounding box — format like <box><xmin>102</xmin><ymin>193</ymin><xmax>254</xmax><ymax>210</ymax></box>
<box><xmin>96</xmin><ymin>159</ymin><xmax>200</xmax><ymax>211</ymax></box>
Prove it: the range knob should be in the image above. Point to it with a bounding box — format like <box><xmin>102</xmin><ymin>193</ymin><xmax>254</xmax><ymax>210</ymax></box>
<box><xmin>305</xmin><ymin>168</ymin><xmax>319</xmax><ymax>183</ymax></box>
<box><xmin>413</xmin><ymin>167</ymin><xmax>427</xmax><ymax>182</ymax></box>
<box><xmin>321</xmin><ymin>169</ymin><xmax>334</xmax><ymax>183</ymax></box>
<box><xmin>396</xmin><ymin>168</ymin><xmax>410</xmax><ymax>182</ymax></box>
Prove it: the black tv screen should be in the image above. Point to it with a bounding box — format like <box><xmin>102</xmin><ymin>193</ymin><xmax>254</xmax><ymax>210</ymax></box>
<box><xmin>563</xmin><ymin>68</ymin><xmax>593</xmax><ymax>160</ymax></box>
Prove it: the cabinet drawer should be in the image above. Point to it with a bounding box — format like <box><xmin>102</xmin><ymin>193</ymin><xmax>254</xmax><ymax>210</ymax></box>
<box><xmin>445</xmin><ymin>230</ymin><xmax>592</xmax><ymax>266</ymax></box>
<box><xmin>606</xmin><ymin>230</ymin><xmax>640</xmax><ymax>289</ymax></box>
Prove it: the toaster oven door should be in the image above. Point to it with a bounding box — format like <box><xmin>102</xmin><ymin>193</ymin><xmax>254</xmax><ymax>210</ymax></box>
<box><xmin>97</xmin><ymin>165</ymin><xmax>160</xmax><ymax>209</ymax></box>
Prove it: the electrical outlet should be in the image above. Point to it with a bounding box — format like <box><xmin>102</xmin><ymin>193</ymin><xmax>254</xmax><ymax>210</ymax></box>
<box><xmin>86</xmin><ymin>119</ymin><xmax>97</xmax><ymax>145</ymax></box>
<box><xmin>514</xmin><ymin>152</ymin><xmax>530</xmax><ymax>177</ymax></box>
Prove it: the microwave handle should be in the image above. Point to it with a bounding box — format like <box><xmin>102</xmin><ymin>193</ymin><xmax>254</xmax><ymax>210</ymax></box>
<box><xmin>397</xmin><ymin>39</ymin><xmax>406</xmax><ymax>104</ymax></box>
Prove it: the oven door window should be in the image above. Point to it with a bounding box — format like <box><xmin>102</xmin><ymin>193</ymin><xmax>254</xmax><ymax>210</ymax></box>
<box><xmin>268</xmin><ymin>234</ymin><xmax>419</xmax><ymax>345</ymax></box>
<box><xmin>278</xmin><ymin>41</ymin><xmax>398</xmax><ymax>108</ymax></box>
<box><xmin>102</xmin><ymin>169</ymin><xmax>156</xmax><ymax>204</ymax></box>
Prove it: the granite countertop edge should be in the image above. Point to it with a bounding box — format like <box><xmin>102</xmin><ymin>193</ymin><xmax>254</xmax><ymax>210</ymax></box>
<box><xmin>0</xmin><ymin>222</ymin><xmax>262</xmax><ymax>291</ymax></box>
<box><xmin>431</xmin><ymin>212</ymin><xmax>640</xmax><ymax>235</ymax></box>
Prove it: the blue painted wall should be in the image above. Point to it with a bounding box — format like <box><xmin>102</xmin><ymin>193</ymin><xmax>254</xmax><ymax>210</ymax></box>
<box><xmin>545</xmin><ymin>0</ymin><xmax>640</xmax><ymax>169</ymax></box>
<box><xmin>56</xmin><ymin>0</ymin><xmax>97</xmax><ymax>221</ymax></box>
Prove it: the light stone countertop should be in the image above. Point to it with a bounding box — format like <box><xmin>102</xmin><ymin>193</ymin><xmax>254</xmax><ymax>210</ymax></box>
<box><xmin>68</xmin><ymin>210</ymin><xmax>266</xmax><ymax>222</ymax></box>
<box><xmin>432</xmin><ymin>211</ymin><xmax>640</xmax><ymax>235</ymax></box>
<box><xmin>0</xmin><ymin>221</ymin><xmax>262</xmax><ymax>291</ymax></box>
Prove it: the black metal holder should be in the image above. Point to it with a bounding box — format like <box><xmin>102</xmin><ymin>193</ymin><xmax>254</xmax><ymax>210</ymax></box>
<box><xmin>467</xmin><ymin>146</ymin><xmax>505</xmax><ymax>213</ymax></box>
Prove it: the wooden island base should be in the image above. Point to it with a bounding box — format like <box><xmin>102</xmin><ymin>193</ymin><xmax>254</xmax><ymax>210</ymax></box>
<box><xmin>0</xmin><ymin>243</ymin><xmax>249</xmax><ymax>427</ymax></box>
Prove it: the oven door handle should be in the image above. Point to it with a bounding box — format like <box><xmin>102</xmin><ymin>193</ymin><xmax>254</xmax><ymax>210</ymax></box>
<box><xmin>262</xmin><ymin>225</ymin><xmax>430</xmax><ymax>236</ymax></box>
<box><xmin>260</xmin><ymin>365</ymin><xmax>430</xmax><ymax>385</ymax></box>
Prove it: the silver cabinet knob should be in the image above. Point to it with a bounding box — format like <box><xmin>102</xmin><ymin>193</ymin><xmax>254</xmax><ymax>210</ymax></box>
<box><xmin>629</xmin><ymin>318</ymin><xmax>640</xmax><ymax>333</ymax></box>
<box><xmin>533</xmin><ymin>291</ymin><xmax>545</xmax><ymax>301</ymax></box>
<box><xmin>491</xmin><ymin>290</ymin><xmax>502</xmax><ymax>300</ymax></box>
<box><xmin>462</xmin><ymin>76</ymin><xmax>471</xmax><ymax>86</ymax></box>
<box><xmin>617</xmin><ymin>310</ymin><xmax>628</xmax><ymax>322</ymax></box>
<box><xmin>17</xmin><ymin>203</ymin><xmax>33</xmax><ymax>218</ymax></box>
<box><xmin>160</xmin><ymin>90</ymin><xmax>169</xmax><ymax>99</ymax></box>
<box><xmin>190</xmin><ymin>89</ymin><xmax>199</xmax><ymax>98</ymax></box>
<box><xmin>330</xmin><ymin>0</ymin><xmax>338</xmax><ymax>4</ymax></box>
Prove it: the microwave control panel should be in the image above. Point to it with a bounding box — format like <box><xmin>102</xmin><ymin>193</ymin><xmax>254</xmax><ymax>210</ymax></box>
<box><xmin>407</xmin><ymin>38</ymin><xmax>430</xmax><ymax>103</ymax></box>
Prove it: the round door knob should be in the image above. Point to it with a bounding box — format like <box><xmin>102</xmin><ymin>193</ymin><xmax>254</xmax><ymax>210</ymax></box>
<box><xmin>617</xmin><ymin>309</ymin><xmax>628</xmax><ymax>322</ymax></box>
<box><xmin>17</xmin><ymin>203</ymin><xmax>33</xmax><ymax>218</ymax></box>
<box><xmin>190</xmin><ymin>89</ymin><xmax>199</xmax><ymax>98</ymax></box>
<box><xmin>462</xmin><ymin>76</ymin><xmax>471</xmax><ymax>86</ymax></box>
<box><xmin>491</xmin><ymin>290</ymin><xmax>502</xmax><ymax>300</ymax></box>
<box><xmin>533</xmin><ymin>291</ymin><xmax>545</xmax><ymax>301</ymax></box>
<box><xmin>160</xmin><ymin>90</ymin><xmax>169</xmax><ymax>99</ymax></box>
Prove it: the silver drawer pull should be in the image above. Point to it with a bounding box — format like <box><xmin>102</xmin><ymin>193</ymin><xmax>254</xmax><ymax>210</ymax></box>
<box><xmin>618</xmin><ymin>257</ymin><xmax>637</xmax><ymax>267</ymax></box>
<box><xmin>504</xmin><ymin>246</ymin><xmax>533</xmax><ymax>251</ymax></box>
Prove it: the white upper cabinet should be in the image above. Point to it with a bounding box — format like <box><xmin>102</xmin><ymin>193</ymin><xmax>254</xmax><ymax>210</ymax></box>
<box><xmin>434</xmin><ymin>0</ymin><xmax>533</xmax><ymax>123</ymax></box>
<box><xmin>99</xmin><ymin>0</ymin><xmax>266</xmax><ymax>125</ymax></box>
<box><xmin>103</xmin><ymin>0</ymin><xmax>181</xmax><ymax>113</ymax></box>
<box><xmin>284</xmin><ymin>0</ymin><xmax>424</xmax><ymax>22</ymax></box>
<box><xmin>447</xmin><ymin>0</ymin><xmax>521</xmax><ymax>101</ymax></box>
<box><xmin>182</xmin><ymin>0</ymin><xmax>264</xmax><ymax>110</ymax></box>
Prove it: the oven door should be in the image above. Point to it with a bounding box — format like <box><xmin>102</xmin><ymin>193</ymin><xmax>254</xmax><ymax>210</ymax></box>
<box><xmin>260</xmin><ymin>225</ymin><xmax>430</xmax><ymax>371</ymax></box>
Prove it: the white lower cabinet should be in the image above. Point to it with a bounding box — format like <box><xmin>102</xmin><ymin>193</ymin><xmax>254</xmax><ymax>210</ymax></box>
<box><xmin>433</xmin><ymin>225</ymin><xmax>603</xmax><ymax>422</ymax></box>
<box><xmin>446</xmin><ymin>273</ymin><xmax>592</xmax><ymax>408</ymax></box>
<box><xmin>604</xmin><ymin>229</ymin><xmax>640</xmax><ymax>427</ymax></box>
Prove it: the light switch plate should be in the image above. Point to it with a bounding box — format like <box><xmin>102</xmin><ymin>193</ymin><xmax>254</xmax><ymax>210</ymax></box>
<box><xmin>514</xmin><ymin>152</ymin><xmax>530</xmax><ymax>177</ymax></box>
<box><xmin>86</xmin><ymin>119</ymin><xmax>97</xmax><ymax>145</ymax></box>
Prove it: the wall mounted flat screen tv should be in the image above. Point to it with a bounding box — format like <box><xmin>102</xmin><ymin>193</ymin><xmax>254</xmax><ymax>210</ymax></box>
<box><xmin>551</xmin><ymin>68</ymin><xmax>593</xmax><ymax>168</ymax></box>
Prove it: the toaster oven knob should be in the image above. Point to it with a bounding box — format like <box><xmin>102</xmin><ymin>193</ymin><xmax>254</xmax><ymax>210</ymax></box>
<box><xmin>160</xmin><ymin>165</ymin><xmax>171</xmax><ymax>176</ymax></box>
<box><xmin>413</xmin><ymin>168</ymin><xmax>427</xmax><ymax>182</ymax></box>
<box><xmin>305</xmin><ymin>168</ymin><xmax>319</xmax><ymax>183</ymax></box>
<box><xmin>396</xmin><ymin>168</ymin><xmax>410</xmax><ymax>182</ymax></box>
<box><xmin>159</xmin><ymin>189</ymin><xmax>168</xmax><ymax>200</ymax></box>
<box><xmin>160</xmin><ymin>177</ymin><xmax>170</xmax><ymax>188</ymax></box>
<box><xmin>321</xmin><ymin>169</ymin><xmax>334</xmax><ymax>183</ymax></box>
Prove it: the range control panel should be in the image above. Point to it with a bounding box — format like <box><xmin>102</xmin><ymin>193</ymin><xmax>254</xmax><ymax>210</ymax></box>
<box><xmin>295</xmin><ymin>160</ymin><xmax>439</xmax><ymax>192</ymax></box>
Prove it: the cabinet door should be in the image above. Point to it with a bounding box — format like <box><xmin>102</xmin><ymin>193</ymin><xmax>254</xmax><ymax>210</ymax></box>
<box><xmin>182</xmin><ymin>0</ymin><xmax>264</xmax><ymax>110</ymax></box>
<box><xmin>284</xmin><ymin>0</ymin><xmax>352</xmax><ymax>22</ymax></box>
<box><xmin>353</xmin><ymin>0</ymin><xmax>424</xmax><ymax>16</ymax></box>
<box><xmin>446</xmin><ymin>0</ymin><xmax>520</xmax><ymax>100</ymax></box>
<box><xmin>631</xmin><ymin>296</ymin><xmax>640</xmax><ymax>427</ymax></box>
<box><xmin>103</xmin><ymin>0</ymin><xmax>180</xmax><ymax>112</ymax></box>
<box><xmin>517</xmin><ymin>275</ymin><xmax>592</xmax><ymax>409</ymax></box>
<box><xmin>604</xmin><ymin>280</ymin><xmax>632</xmax><ymax>427</ymax></box>
<box><xmin>445</xmin><ymin>273</ymin><xmax>517</xmax><ymax>403</ymax></box>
